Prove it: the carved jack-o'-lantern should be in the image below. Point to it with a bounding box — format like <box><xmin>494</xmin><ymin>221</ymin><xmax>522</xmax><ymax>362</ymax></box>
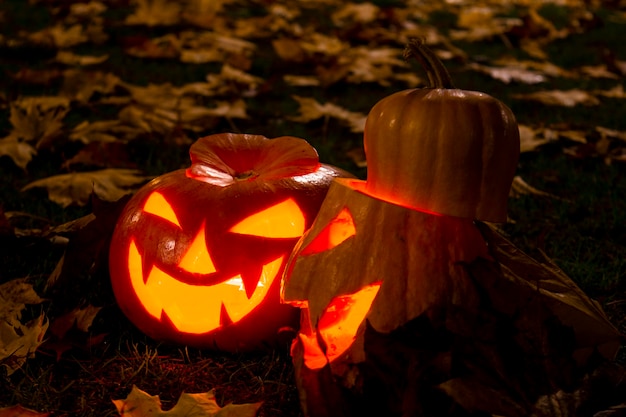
<box><xmin>281</xmin><ymin>40</ymin><xmax>621</xmax><ymax>417</ymax></box>
<box><xmin>109</xmin><ymin>133</ymin><xmax>351</xmax><ymax>352</ymax></box>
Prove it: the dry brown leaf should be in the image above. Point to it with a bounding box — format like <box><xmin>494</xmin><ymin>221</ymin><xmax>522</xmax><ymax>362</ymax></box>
<box><xmin>69</xmin><ymin>120</ymin><xmax>143</xmax><ymax>144</ymax></box>
<box><xmin>60</xmin><ymin>69</ymin><xmax>121</xmax><ymax>102</ymax></box>
<box><xmin>493</xmin><ymin>57</ymin><xmax>575</xmax><ymax>78</ymax></box>
<box><xmin>124</xmin><ymin>34</ymin><xmax>180</xmax><ymax>59</ymax></box>
<box><xmin>579</xmin><ymin>64</ymin><xmax>621</xmax><ymax>79</ymax></box>
<box><xmin>289</xmin><ymin>95</ymin><xmax>366</xmax><ymax>133</ymax></box>
<box><xmin>520</xmin><ymin>39</ymin><xmax>549</xmax><ymax>60</ymax></box>
<box><xmin>345</xmin><ymin>46</ymin><xmax>407</xmax><ymax>86</ymax></box>
<box><xmin>43</xmin><ymin>305</ymin><xmax>105</xmax><ymax>360</ymax></box>
<box><xmin>450</xmin><ymin>6</ymin><xmax>522</xmax><ymax>42</ymax></box>
<box><xmin>468</xmin><ymin>62</ymin><xmax>546</xmax><ymax>84</ymax></box>
<box><xmin>21</xmin><ymin>169</ymin><xmax>152</xmax><ymax>207</ymax></box>
<box><xmin>331</xmin><ymin>3</ymin><xmax>380</xmax><ymax>25</ymax></box>
<box><xmin>509</xmin><ymin>175</ymin><xmax>564</xmax><ymax>200</ymax></box>
<box><xmin>597</xmin><ymin>126</ymin><xmax>626</xmax><ymax>143</ymax></box>
<box><xmin>283</xmin><ymin>75</ymin><xmax>320</xmax><ymax>87</ymax></box>
<box><xmin>179</xmin><ymin>30</ymin><xmax>256</xmax><ymax>57</ymax></box>
<box><xmin>595</xmin><ymin>84</ymin><xmax>626</xmax><ymax>99</ymax></box>
<box><xmin>26</xmin><ymin>24</ymin><xmax>89</xmax><ymax>48</ymax></box>
<box><xmin>7</xmin><ymin>97</ymin><xmax>70</xmax><ymax>146</ymax></box>
<box><xmin>299</xmin><ymin>33</ymin><xmax>348</xmax><ymax>57</ymax></box>
<box><xmin>0</xmin><ymin>279</ymin><xmax>45</xmax><ymax>324</ymax></box>
<box><xmin>512</xmin><ymin>89</ymin><xmax>600</xmax><ymax>106</ymax></box>
<box><xmin>272</xmin><ymin>38</ymin><xmax>306</xmax><ymax>62</ymax></box>
<box><xmin>68</xmin><ymin>1</ymin><xmax>107</xmax><ymax>19</ymax></box>
<box><xmin>112</xmin><ymin>385</ymin><xmax>262</xmax><ymax>417</ymax></box>
<box><xmin>0</xmin><ymin>136</ymin><xmax>37</xmax><ymax>170</ymax></box>
<box><xmin>180</xmin><ymin>47</ymin><xmax>223</xmax><ymax>64</ymax></box>
<box><xmin>473</xmin><ymin>221</ymin><xmax>622</xmax><ymax>364</ymax></box>
<box><xmin>125</xmin><ymin>0</ymin><xmax>181</xmax><ymax>26</ymax></box>
<box><xmin>518</xmin><ymin>124</ymin><xmax>552</xmax><ymax>153</ymax></box>
<box><xmin>0</xmin><ymin>279</ymin><xmax>48</xmax><ymax>376</ymax></box>
<box><xmin>49</xmin><ymin>306</ymin><xmax>102</xmax><ymax>340</ymax></box>
<box><xmin>55</xmin><ymin>51</ymin><xmax>108</xmax><ymax>66</ymax></box>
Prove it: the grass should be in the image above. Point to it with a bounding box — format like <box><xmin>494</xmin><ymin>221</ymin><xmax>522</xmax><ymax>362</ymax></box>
<box><xmin>1</xmin><ymin>1</ymin><xmax>625</xmax><ymax>416</ymax></box>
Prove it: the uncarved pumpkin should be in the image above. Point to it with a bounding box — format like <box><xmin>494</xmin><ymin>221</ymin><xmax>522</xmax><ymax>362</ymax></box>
<box><xmin>108</xmin><ymin>133</ymin><xmax>352</xmax><ymax>352</ymax></box>
<box><xmin>364</xmin><ymin>39</ymin><xmax>520</xmax><ymax>221</ymax></box>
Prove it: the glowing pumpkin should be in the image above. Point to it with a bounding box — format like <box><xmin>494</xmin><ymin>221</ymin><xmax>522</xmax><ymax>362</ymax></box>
<box><xmin>281</xmin><ymin>40</ymin><xmax>621</xmax><ymax>417</ymax></box>
<box><xmin>109</xmin><ymin>133</ymin><xmax>351</xmax><ymax>352</ymax></box>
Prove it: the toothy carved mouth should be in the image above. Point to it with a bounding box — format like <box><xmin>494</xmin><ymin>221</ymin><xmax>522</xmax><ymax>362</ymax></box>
<box><xmin>127</xmin><ymin>240</ymin><xmax>284</xmax><ymax>334</ymax></box>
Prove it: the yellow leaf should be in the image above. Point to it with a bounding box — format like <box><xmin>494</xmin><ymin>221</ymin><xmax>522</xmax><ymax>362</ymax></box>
<box><xmin>112</xmin><ymin>386</ymin><xmax>262</xmax><ymax>417</ymax></box>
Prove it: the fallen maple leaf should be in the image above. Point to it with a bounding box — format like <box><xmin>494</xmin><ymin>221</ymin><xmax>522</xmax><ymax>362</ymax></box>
<box><xmin>0</xmin><ymin>279</ymin><xmax>48</xmax><ymax>375</ymax></box>
<box><xmin>0</xmin><ymin>136</ymin><xmax>37</xmax><ymax>170</ymax></box>
<box><xmin>113</xmin><ymin>385</ymin><xmax>262</xmax><ymax>417</ymax></box>
<box><xmin>450</xmin><ymin>5</ymin><xmax>522</xmax><ymax>42</ymax></box>
<box><xmin>49</xmin><ymin>305</ymin><xmax>102</xmax><ymax>340</ymax></box>
<box><xmin>55</xmin><ymin>51</ymin><xmax>109</xmax><ymax>66</ymax></box>
<box><xmin>512</xmin><ymin>89</ymin><xmax>600</xmax><ymax>106</ymax></box>
<box><xmin>467</xmin><ymin>62</ymin><xmax>547</xmax><ymax>84</ymax></box>
<box><xmin>7</xmin><ymin>96</ymin><xmax>70</xmax><ymax>147</ymax></box>
<box><xmin>60</xmin><ymin>69</ymin><xmax>121</xmax><ymax>103</ymax></box>
<box><xmin>331</xmin><ymin>2</ymin><xmax>380</xmax><ymax>26</ymax></box>
<box><xmin>26</xmin><ymin>23</ymin><xmax>90</xmax><ymax>48</ymax></box>
<box><xmin>43</xmin><ymin>305</ymin><xmax>104</xmax><ymax>360</ymax></box>
<box><xmin>69</xmin><ymin>120</ymin><xmax>143</xmax><ymax>144</ymax></box>
<box><xmin>509</xmin><ymin>175</ymin><xmax>565</xmax><ymax>200</ymax></box>
<box><xmin>0</xmin><ymin>279</ymin><xmax>45</xmax><ymax>324</ymax></box>
<box><xmin>595</xmin><ymin>84</ymin><xmax>626</xmax><ymax>99</ymax></box>
<box><xmin>289</xmin><ymin>95</ymin><xmax>366</xmax><ymax>133</ymax></box>
<box><xmin>21</xmin><ymin>169</ymin><xmax>152</xmax><ymax>207</ymax></box>
<box><xmin>518</xmin><ymin>124</ymin><xmax>552</xmax><ymax>153</ymax></box>
<box><xmin>125</xmin><ymin>0</ymin><xmax>181</xmax><ymax>26</ymax></box>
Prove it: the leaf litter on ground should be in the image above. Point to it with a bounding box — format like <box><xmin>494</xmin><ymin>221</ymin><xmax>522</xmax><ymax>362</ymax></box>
<box><xmin>0</xmin><ymin>0</ymin><xmax>625</xmax><ymax>415</ymax></box>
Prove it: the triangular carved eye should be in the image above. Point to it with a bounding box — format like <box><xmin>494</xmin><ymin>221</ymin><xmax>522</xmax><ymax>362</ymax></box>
<box><xmin>300</xmin><ymin>207</ymin><xmax>356</xmax><ymax>255</ymax></box>
<box><xmin>229</xmin><ymin>198</ymin><xmax>305</xmax><ymax>238</ymax></box>
<box><xmin>143</xmin><ymin>192</ymin><xmax>182</xmax><ymax>228</ymax></box>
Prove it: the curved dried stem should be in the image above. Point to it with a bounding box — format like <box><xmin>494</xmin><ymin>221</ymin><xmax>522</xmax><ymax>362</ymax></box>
<box><xmin>404</xmin><ymin>38</ymin><xmax>455</xmax><ymax>89</ymax></box>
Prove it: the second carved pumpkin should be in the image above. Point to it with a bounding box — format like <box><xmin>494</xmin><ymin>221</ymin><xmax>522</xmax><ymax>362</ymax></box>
<box><xmin>281</xmin><ymin>40</ymin><xmax>621</xmax><ymax>417</ymax></box>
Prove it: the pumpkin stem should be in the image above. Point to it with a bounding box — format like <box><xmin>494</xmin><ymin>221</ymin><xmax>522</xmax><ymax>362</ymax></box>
<box><xmin>403</xmin><ymin>38</ymin><xmax>455</xmax><ymax>89</ymax></box>
<box><xmin>235</xmin><ymin>170</ymin><xmax>259</xmax><ymax>181</ymax></box>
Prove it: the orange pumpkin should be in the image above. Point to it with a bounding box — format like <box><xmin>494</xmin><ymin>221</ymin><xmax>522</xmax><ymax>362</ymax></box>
<box><xmin>109</xmin><ymin>133</ymin><xmax>351</xmax><ymax>352</ymax></box>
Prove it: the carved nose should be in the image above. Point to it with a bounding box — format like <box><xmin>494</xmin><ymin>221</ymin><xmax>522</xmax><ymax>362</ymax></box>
<box><xmin>178</xmin><ymin>222</ymin><xmax>217</xmax><ymax>274</ymax></box>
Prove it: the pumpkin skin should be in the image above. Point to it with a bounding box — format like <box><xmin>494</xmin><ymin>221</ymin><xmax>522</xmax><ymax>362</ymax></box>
<box><xmin>109</xmin><ymin>133</ymin><xmax>352</xmax><ymax>352</ymax></box>
<box><xmin>364</xmin><ymin>39</ymin><xmax>520</xmax><ymax>222</ymax></box>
